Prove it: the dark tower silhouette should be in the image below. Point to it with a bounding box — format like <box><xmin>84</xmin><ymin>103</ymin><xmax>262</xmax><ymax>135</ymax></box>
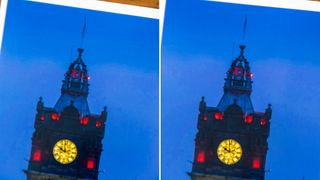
<box><xmin>24</xmin><ymin>48</ymin><xmax>107</xmax><ymax>180</ymax></box>
<box><xmin>189</xmin><ymin>45</ymin><xmax>272</xmax><ymax>180</ymax></box>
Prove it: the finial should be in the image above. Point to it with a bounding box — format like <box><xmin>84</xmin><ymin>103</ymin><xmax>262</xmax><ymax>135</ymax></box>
<box><xmin>265</xmin><ymin>103</ymin><xmax>272</xmax><ymax>119</ymax></box>
<box><xmin>101</xmin><ymin>106</ymin><xmax>108</xmax><ymax>122</ymax></box>
<box><xmin>239</xmin><ymin>45</ymin><xmax>246</xmax><ymax>56</ymax></box>
<box><xmin>78</xmin><ymin>48</ymin><xmax>84</xmax><ymax>57</ymax></box>
<box><xmin>199</xmin><ymin>96</ymin><xmax>206</xmax><ymax>113</ymax></box>
<box><xmin>37</xmin><ymin>96</ymin><xmax>44</xmax><ymax>112</ymax></box>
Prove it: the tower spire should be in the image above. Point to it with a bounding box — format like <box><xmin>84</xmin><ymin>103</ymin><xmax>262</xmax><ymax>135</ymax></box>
<box><xmin>54</xmin><ymin>48</ymin><xmax>90</xmax><ymax>115</ymax></box>
<box><xmin>217</xmin><ymin>45</ymin><xmax>254</xmax><ymax>113</ymax></box>
<box><xmin>224</xmin><ymin>45</ymin><xmax>252</xmax><ymax>93</ymax></box>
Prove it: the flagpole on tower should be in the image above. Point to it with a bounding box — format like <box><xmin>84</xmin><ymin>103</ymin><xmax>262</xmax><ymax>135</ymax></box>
<box><xmin>242</xmin><ymin>14</ymin><xmax>247</xmax><ymax>45</ymax></box>
<box><xmin>80</xmin><ymin>17</ymin><xmax>87</xmax><ymax>49</ymax></box>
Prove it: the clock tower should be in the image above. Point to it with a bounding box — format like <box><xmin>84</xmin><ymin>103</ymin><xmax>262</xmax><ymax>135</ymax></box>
<box><xmin>189</xmin><ymin>45</ymin><xmax>272</xmax><ymax>180</ymax></box>
<box><xmin>24</xmin><ymin>48</ymin><xmax>108</xmax><ymax>180</ymax></box>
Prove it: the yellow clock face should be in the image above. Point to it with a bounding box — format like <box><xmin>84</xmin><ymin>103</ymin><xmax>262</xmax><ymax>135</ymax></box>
<box><xmin>217</xmin><ymin>139</ymin><xmax>242</xmax><ymax>165</ymax></box>
<box><xmin>53</xmin><ymin>139</ymin><xmax>77</xmax><ymax>164</ymax></box>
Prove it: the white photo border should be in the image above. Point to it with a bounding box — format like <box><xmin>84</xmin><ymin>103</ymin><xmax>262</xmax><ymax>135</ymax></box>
<box><xmin>206</xmin><ymin>0</ymin><xmax>320</xmax><ymax>12</ymax></box>
<box><xmin>0</xmin><ymin>0</ymin><xmax>8</xmax><ymax>54</ymax></box>
<box><xmin>28</xmin><ymin>0</ymin><xmax>159</xmax><ymax>19</ymax></box>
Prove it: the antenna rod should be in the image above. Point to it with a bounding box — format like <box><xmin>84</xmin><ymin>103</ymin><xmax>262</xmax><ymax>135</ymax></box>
<box><xmin>80</xmin><ymin>17</ymin><xmax>87</xmax><ymax>48</ymax></box>
<box><xmin>242</xmin><ymin>14</ymin><xmax>247</xmax><ymax>44</ymax></box>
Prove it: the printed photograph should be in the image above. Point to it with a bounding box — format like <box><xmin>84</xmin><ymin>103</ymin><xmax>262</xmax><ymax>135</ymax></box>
<box><xmin>162</xmin><ymin>1</ymin><xmax>320</xmax><ymax>180</ymax></box>
<box><xmin>0</xmin><ymin>0</ymin><xmax>158</xmax><ymax>179</ymax></box>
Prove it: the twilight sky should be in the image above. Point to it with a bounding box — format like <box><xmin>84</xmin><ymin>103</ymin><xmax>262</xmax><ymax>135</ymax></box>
<box><xmin>0</xmin><ymin>1</ymin><xmax>158</xmax><ymax>179</ymax></box>
<box><xmin>162</xmin><ymin>1</ymin><xmax>320</xmax><ymax>180</ymax></box>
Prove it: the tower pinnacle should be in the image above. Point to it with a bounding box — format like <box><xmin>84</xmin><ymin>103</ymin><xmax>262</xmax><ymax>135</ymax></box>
<box><xmin>217</xmin><ymin>45</ymin><xmax>254</xmax><ymax>113</ymax></box>
<box><xmin>78</xmin><ymin>48</ymin><xmax>84</xmax><ymax>58</ymax></box>
<box><xmin>239</xmin><ymin>44</ymin><xmax>245</xmax><ymax>56</ymax></box>
<box><xmin>54</xmin><ymin>48</ymin><xmax>90</xmax><ymax>115</ymax></box>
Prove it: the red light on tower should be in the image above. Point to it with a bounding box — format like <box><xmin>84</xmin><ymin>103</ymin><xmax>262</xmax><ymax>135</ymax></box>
<box><xmin>33</xmin><ymin>150</ymin><xmax>41</xmax><ymax>161</ymax></box>
<box><xmin>40</xmin><ymin>115</ymin><xmax>45</xmax><ymax>121</ymax></box>
<box><xmin>203</xmin><ymin>116</ymin><xmax>208</xmax><ymax>121</ymax></box>
<box><xmin>252</xmin><ymin>158</ymin><xmax>261</xmax><ymax>169</ymax></box>
<box><xmin>96</xmin><ymin>121</ymin><xmax>102</xmax><ymax>127</ymax></box>
<box><xmin>71</xmin><ymin>70</ymin><xmax>77</xmax><ymax>78</ymax></box>
<box><xmin>260</xmin><ymin>118</ymin><xmax>267</xmax><ymax>126</ymax></box>
<box><xmin>51</xmin><ymin>113</ymin><xmax>59</xmax><ymax>121</ymax></box>
<box><xmin>80</xmin><ymin>117</ymin><xmax>89</xmax><ymax>125</ymax></box>
<box><xmin>87</xmin><ymin>158</ymin><xmax>95</xmax><ymax>169</ymax></box>
<box><xmin>244</xmin><ymin>115</ymin><xmax>253</xmax><ymax>124</ymax></box>
<box><xmin>234</xmin><ymin>67</ymin><xmax>243</xmax><ymax>76</ymax></box>
<box><xmin>197</xmin><ymin>151</ymin><xmax>205</xmax><ymax>163</ymax></box>
<box><xmin>214</xmin><ymin>112</ymin><xmax>223</xmax><ymax>120</ymax></box>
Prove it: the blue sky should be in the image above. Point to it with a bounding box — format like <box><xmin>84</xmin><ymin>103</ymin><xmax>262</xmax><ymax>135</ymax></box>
<box><xmin>162</xmin><ymin>1</ymin><xmax>320</xmax><ymax>180</ymax></box>
<box><xmin>0</xmin><ymin>1</ymin><xmax>158</xmax><ymax>179</ymax></box>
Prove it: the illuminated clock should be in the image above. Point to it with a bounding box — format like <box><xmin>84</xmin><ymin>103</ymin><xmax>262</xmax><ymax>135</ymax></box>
<box><xmin>217</xmin><ymin>139</ymin><xmax>242</xmax><ymax>165</ymax></box>
<box><xmin>53</xmin><ymin>139</ymin><xmax>77</xmax><ymax>164</ymax></box>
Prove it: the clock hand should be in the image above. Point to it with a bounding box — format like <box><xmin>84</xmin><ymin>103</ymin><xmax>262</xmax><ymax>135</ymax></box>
<box><xmin>60</xmin><ymin>147</ymin><xmax>66</xmax><ymax>153</ymax></box>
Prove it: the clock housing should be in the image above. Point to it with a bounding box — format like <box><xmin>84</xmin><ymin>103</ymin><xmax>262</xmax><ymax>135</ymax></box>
<box><xmin>217</xmin><ymin>139</ymin><xmax>242</xmax><ymax>165</ymax></box>
<box><xmin>53</xmin><ymin>139</ymin><xmax>78</xmax><ymax>164</ymax></box>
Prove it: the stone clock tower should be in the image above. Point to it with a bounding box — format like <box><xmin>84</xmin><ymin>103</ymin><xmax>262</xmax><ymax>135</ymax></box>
<box><xmin>24</xmin><ymin>48</ymin><xmax>107</xmax><ymax>180</ymax></box>
<box><xmin>189</xmin><ymin>45</ymin><xmax>272</xmax><ymax>180</ymax></box>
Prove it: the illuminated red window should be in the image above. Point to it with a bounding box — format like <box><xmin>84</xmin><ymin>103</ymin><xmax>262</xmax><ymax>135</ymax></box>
<box><xmin>248</xmin><ymin>72</ymin><xmax>253</xmax><ymax>78</ymax></box>
<box><xmin>87</xmin><ymin>158</ymin><xmax>95</xmax><ymax>169</ymax></box>
<box><xmin>260</xmin><ymin>119</ymin><xmax>267</xmax><ymax>126</ymax></box>
<box><xmin>51</xmin><ymin>113</ymin><xmax>59</xmax><ymax>121</ymax></box>
<box><xmin>244</xmin><ymin>115</ymin><xmax>253</xmax><ymax>124</ymax></box>
<box><xmin>96</xmin><ymin>121</ymin><xmax>102</xmax><ymax>128</ymax></box>
<box><xmin>203</xmin><ymin>116</ymin><xmax>208</xmax><ymax>121</ymax></box>
<box><xmin>71</xmin><ymin>70</ymin><xmax>77</xmax><ymax>78</ymax></box>
<box><xmin>197</xmin><ymin>151</ymin><xmax>205</xmax><ymax>163</ymax></box>
<box><xmin>234</xmin><ymin>67</ymin><xmax>243</xmax><ymax>76</ymax></box>
<box><xmin>252</xmin><ymin>158</ymin><xmax>260</xmax><ymax>169</ymax></box>
<box><xmin>40</xmin><ymin>115</ymin><xmax>45</xmax><ymax>121</ymax></box>
<box><xmin>214</xmin><ymin>112</ymin><xmax>223</xmax><ymax>120</ymax></box>
<box><xmin>86</xmin><ymin>76</ymin><xmax>91</xmax><ymax>81</ymax></box>
<box><xmin>80</xmin><ymin>117</ymin><xmax>89</xmax><ymax>125</ymax></box>
<box><xmin>33</xmin><ymin>150</ymin><xmax>41</xmax><ymax>161</ymax></box>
